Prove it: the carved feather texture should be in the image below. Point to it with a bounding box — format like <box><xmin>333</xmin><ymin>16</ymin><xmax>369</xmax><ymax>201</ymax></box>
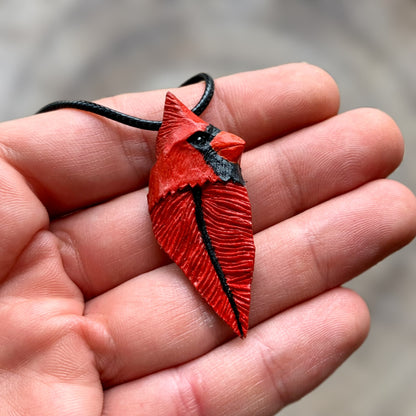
<box><xmin>150</xmin><ymin>181</ymin><xmax>254</xmax><ymax>337</ymax></box>
<box><xmin>148</xmin><ymin>92</ymin><xmax>255</xmax><ymax>337</ymax></box>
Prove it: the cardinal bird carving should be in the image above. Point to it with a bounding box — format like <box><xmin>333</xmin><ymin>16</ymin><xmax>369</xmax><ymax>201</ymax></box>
<box><xmin>148</xmin><ymin>92</ymin><xmax>255</xmax><ymax>337</ymax></box>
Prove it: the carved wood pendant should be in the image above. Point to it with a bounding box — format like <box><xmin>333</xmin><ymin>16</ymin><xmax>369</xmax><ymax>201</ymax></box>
<box><xmin>148</xmin><ymin>93</ymin><xmax>255</xmax><ymax>337</ymax></box>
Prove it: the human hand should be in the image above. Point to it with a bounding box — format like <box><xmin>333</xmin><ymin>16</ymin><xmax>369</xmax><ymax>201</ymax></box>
<box><xmin>0</xmin><ymin>64</ymin><xmax>414</xmax><ymax>415</ymax></box>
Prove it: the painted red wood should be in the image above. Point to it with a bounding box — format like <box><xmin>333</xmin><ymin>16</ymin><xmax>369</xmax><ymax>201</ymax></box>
<box><xmin>148</xmin><ymin>93</ymin><xmax>255</xmax><ymax>337</ymax></box>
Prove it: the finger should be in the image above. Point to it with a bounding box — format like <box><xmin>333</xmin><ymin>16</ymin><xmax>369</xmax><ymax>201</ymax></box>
<box><xmin>102</xmin><ymin>288</ymin><xmax>370</xmax><ymax>415</ymax></box>
<box><xmin>247</xmin><ymin>107</ymin><xmax>403</xmax><ymax>229</ymax></box>
<box><xmin>0</xmin><ymin>64</ymin><xmax>339</xmax><ymax>215</ymax></box>
<box><xmin>0</xmin><ymin>158</ymin><xmax>48</xmax><ymax>281</ymax></box>
<box><xmin>84</xmin><ymin>179</ymin><xmax>416</xmax><ymax>386</ymax></box>
<box><xmin>52</xmin><ymin>108</ymin><xmax>403</xmax><ymax>297</ymax></box>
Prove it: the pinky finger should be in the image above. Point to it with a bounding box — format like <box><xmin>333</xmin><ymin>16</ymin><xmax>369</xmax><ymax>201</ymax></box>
<box><xmin>102</xmin><ymin>288</ymin><xmax>370</xmax><ymax>416</ymax></box>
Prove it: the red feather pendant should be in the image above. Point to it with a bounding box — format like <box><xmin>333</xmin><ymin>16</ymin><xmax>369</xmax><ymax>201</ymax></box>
<box><xmin>148</xmin><ymin>92</ymin><xmax>255</xmax><ymax>337</ymax></box>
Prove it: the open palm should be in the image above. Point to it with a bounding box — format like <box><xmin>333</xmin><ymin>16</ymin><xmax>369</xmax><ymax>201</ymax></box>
<box><xmin>1</xmin><ymin>64</ymin><xmax>414</xmax><ymax>415</ymax></box>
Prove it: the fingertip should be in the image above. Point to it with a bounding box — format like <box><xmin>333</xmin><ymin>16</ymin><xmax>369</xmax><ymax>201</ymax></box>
<box><xmin>378</xmin><ymin>179</ymin><xmax>416</xmax><ymax>246</ymax></box>
<box><xmin>327</xmin><ymin>287</ymin><xmax>371</xmax><ymax>351</ymax></box>
<box><xmin>285</xmin><ymin>62</ymin><xmax>341</xmax><ymax>116</ymax></box>
<box><xmin>350</xmin><ymin>107</ymin><xmax>404</xmax><ymax>169</ymax></box>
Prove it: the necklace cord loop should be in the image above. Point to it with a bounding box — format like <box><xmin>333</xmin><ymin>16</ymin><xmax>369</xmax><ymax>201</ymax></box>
<box><xmin>36</xmin><ymin>73</ymin><xmax>215</xmax><ymax>132</ymax></box>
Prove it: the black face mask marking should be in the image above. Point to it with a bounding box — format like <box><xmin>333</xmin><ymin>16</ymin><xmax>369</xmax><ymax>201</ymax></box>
<box><xmin>187</xmin><ymin>125</ymin><xmax>244</xmax><ymax>185</ymax></box>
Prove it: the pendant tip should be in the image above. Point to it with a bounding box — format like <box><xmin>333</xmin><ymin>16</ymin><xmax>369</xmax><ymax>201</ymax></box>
<box><xmin>236</xmin><ymin>320</ymin><xmax>247</xmax><ymax>339</ymax></box>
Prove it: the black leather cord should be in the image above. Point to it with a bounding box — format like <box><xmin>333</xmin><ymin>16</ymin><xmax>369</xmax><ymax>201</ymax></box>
<box><xmin>36</xmin><ymin>73</ymin><xmax>215</xmax><ymax>131</ymax></box>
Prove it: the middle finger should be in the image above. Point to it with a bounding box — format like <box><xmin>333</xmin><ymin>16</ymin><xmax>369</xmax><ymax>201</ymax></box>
<box><xmin>52</xmin><ymin>108</ymin><xmax>402</xmax><ymax>297</ymax></box>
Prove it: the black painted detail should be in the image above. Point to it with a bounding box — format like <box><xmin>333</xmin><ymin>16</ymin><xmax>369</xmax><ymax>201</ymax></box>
<box><xmin>205</xmin><ymin>124</ymin><xmax>221</xmax><ymax>137</ymax></box>
<box><xmin>187</xmin><ymin>130</ymin><xmax>213</xmax><ymax>149</ymax></box>
<box><xmin>187</xmin><ymin>125</ymin><xmax>244</xmax><ymax>185</ymax></box>
<box><xmin>191</xmin><ymin>185</ymin><xmax>244</xmax><ymax>337</ymax></box>
<box><xmin>203</xmin><ymin>148</ymin><xmax>244</xmax><ymax>184</ymax></box>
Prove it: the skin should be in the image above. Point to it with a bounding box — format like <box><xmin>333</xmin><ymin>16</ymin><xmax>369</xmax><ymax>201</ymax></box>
<box><xmin>0</xmin><ymin>63</ymin><xmax>415</xmax><ymax>415</ymax></box>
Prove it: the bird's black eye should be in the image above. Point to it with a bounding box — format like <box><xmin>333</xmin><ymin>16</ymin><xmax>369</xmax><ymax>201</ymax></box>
<box><xmin>187</xmin><ymin>131</ymin><xmax>211</xmax><ymax>148</ymax></box>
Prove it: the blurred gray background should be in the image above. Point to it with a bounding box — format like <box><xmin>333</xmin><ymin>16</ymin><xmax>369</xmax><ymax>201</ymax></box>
<box><xmin>1</xmin><ymin>1</ymin><xmax>415</xmax><ymax>414</ymax></box>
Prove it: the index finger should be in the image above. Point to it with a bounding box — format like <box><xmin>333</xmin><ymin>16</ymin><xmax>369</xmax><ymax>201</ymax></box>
<box><xmin>0</xmin><ymin>64</ymin><xmax>339</xmax><ymax>215</ymax></box>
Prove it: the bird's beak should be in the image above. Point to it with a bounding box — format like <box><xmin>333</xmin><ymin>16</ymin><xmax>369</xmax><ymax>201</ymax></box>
<box><xmin>211</xmin><ymin>131</ymin><xmax>245</xmax><ymax>162</ymax></box>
